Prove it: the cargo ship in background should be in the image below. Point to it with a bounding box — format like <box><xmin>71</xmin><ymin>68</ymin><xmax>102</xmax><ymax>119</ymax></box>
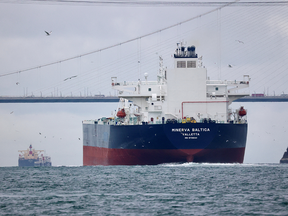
<box><xmin>18</xmin><ymin>144</ymin><xmax>52</xmax><ymax>167</ymax></box>
<box><xmin>83</xmin><ymin>43</ymin><xmax>250</xmax><ymax>165</ymax></box>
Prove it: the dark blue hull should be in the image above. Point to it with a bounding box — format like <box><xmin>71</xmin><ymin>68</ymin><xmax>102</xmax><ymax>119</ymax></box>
<box><xmin>83</xmin><ymin>122</ymin><xmax>247</xmax><ymax>165</ymax></box>
<box><xmin>18</xmin><ymin>159</ymin><xmax>52</xmax><ymax>167</ymax></box>
<box><xmin>18</xmin><ymin>159</ymin><xmax>38</xmax><ymax>167</ymax></box>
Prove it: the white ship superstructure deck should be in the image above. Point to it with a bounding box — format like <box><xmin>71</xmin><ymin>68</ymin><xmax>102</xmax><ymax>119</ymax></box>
<box><xmin>107</xmin><ymin>44</ymin><xmax>249</xmax><ymax>125</ymax></box>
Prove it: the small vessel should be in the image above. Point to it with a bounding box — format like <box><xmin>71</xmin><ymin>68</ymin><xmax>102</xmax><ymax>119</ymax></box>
<box><xmin>280</xmin><ymin>147</ymin><xmax>288</xmax><ymax>163</ymax></box>
<box><xmin>18</xmin><ymin>144</ymin><xmax>52</xmax><ymax>167</ymax></box>
<box><xmin>83</xmin><ymin>43</ymin><xmax>250</xmax><ymax>165</ymax></box>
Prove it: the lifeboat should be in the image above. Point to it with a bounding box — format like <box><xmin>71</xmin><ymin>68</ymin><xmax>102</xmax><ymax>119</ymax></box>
<box><xmin>238</xmin><ymin>106</ymin><xmax>247</xmax><ymax>117</ymax></box>
<box><xmin>116</xmin><ymin>109</ymin><xmax>126</xmax><ymax>118</ymax></box>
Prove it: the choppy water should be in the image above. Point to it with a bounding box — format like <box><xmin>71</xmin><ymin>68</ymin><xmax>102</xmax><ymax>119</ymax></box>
<box><xmin>1</xmin><ymin>163</ymin><xmax>288</xmax><ymax>215</ymax></box>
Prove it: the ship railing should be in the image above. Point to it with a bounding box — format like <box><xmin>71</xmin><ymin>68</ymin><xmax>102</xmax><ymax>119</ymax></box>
<box><xmin>82</xmin><ymin>120</ymin><xmax>96</xmax><ymax>124</ymax></box>
<box><xmin>206</xmin><ymin>92</ymin><xmax>226</xmax><ymax>98</ymax></box>
<box><xmin>113</xmin><ymin>81</ymin><xmax>159</xmax><ymax>86</ymax></box>
<box><xmin>105</xmin><ymin>118</ymin><xmax>246</xmax><ymax>125</ymax></box>
<box><xmin>207</xmin><ymin>80</ymin><xmax>249</xmax><ymax>85</ymax></box>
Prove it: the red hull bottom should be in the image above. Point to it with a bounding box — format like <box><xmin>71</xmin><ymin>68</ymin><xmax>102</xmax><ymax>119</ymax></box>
<box><xmin>83</xmin><ymin>146</ymin><xmax>245</xmax><ymax>166</ymax></box>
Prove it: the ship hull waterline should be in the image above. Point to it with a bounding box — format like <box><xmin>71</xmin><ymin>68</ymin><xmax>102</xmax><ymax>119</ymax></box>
<box><xmin>83</xmin><ymin>122</ymin><xmax>247</xmax><ymax>166</ymax></box>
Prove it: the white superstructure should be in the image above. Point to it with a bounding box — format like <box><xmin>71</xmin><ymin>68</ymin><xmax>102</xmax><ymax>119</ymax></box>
<box><xmin>110</xmin><ymin>44</ymin><xmax>249</xmax><ymax>125</ymax></box>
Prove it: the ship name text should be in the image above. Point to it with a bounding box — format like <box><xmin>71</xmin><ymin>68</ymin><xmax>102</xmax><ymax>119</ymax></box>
<box><xmin>171</xmin><ymin>128</ymin><xmax>210</xmax><ymax>132</ymax></box>
<box><xmin>172</xmin><ymin>127</ymin><xmax>210</xmax><ymax>140</ymax></box>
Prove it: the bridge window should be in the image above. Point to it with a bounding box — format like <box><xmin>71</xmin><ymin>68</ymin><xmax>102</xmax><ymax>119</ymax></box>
<box><xmin>177</xmin><ymin>61</ymin><xmax>186</xmax><ymax>68</ymax></box>
<box><xmin>187</xmin><ymin>61</ymin><xmax>196</xmax><ymax>68</ymax></box>
<box><xmin>148</xmin><ymin>88</ymin><xmax>151</xmax><ymax>91</ymax></box>
<box><xmin>215</xmin><ymin>87</ymin><xmax>219</xmax><ymax>91</ymax></box>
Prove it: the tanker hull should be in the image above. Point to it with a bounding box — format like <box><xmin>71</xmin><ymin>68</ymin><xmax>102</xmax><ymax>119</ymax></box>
<box><xmin>83</xmin><ymin>122</ymin><xmax>247</xmax><ymax>165</ymax></box>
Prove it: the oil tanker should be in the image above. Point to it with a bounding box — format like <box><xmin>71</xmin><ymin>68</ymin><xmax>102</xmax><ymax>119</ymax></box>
<box><xmin>18</xmin><ymin>144</ymin><xmax>52</xmax><ymax>167</ymax></box>
<box><xmin>83</xmin><ymin>44</ymin><xmax>250</xmax><ymax>165</ymax></box>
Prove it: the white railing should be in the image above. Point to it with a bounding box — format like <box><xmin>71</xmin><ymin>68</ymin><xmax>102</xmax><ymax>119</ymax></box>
<box><xmin>113</xmin><ymin>81</ymin><xmax>159</xmax><ymax>86</ymax></box>
<box><xmin>207</xmin><ymin>80</ymin><xmax>249</xmax><ymax>85</ymax></box>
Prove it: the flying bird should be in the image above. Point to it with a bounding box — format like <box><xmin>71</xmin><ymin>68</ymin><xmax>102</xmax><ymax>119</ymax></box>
<box><xmin>228</xmin><ymin>64</ymin><xmax>233</xmax><ymax>68</ymax></box>
<box><xmin>236</xmin><ymin>40</ymin><xmax>244</xmax><ymax>44</ymax></box>
<box><xmin>45</xmin><ymin>31</ymin><xmax>52</xmax><ymax>36</ymax></box>
<box><xmin>16</xmin><ymin>82</ymin><xmax>20</xmax><ymax>85</ymax></box>
<box><xmin>64</xmin><ymin>75</ymin><xmax>77</xmax><ymax>81</ymax></box>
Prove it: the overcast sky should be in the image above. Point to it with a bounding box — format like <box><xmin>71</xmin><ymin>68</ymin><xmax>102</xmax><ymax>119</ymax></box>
<box><xmin>1</xmin><ymin>1</ymin><xmax>288</xmax><ymax>166</ymax></box>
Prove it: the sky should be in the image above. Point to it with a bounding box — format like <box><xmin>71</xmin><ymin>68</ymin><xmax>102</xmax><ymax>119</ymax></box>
<box><xmin>1</xmin><ymin>0</ymin><xmax>288</xmax><ymax>166</ymax></box>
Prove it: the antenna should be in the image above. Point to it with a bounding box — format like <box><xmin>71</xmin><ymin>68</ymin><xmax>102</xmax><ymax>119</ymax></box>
<box><xmin>144</xmin><ymin>73</ymin><xmax>148</xmax><ymax>81</ymax></box>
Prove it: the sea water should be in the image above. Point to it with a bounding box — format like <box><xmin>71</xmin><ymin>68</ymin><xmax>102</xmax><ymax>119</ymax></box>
<box><xmin>1</xmin><ymin>163</ymin><xmax>288</xmax><ymax>215</ymax></box>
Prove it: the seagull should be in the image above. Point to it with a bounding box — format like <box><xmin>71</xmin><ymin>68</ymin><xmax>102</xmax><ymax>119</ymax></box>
<box><xmin>228</xmin><ymin>64</ymin><xmax>233</xmax><ymax>68</ymax></box>
<box><xmin>16</xmin><ymin>82</ymin><xmax>20</xmax><ymax>85</ymax></box>
<box><xmin>236</xmin><ymin>40</ymin><xmax>244</xmax><ymax>44</ymax></box>
<box><xmin>10</xmin><ymin>111</ymin><xmax>14</xmax><ymax>114</ymax></box>
<box><xmin>64</xmin><ymin>75</ymin><xmax>77</xmax><ymax>81</ymax></box>
<box><xmin>45</xmin><ymin>31</ymin><xmax>52</xmax><ymax>36</ymax></box>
